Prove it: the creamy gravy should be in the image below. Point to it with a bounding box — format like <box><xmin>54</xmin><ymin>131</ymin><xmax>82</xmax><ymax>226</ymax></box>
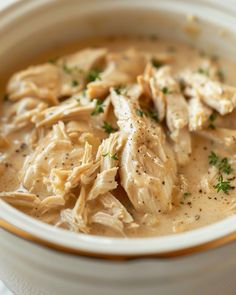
<box><xmin>1</xmin><ymin>36</ymin><xmax>236</xmax><ymax>237</ymax></box>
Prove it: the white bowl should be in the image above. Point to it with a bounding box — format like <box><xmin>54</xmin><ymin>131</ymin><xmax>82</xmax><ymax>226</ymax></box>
<box><xmin>0</xmin><ymin>0</ymin><xmax>236</xmax><ymax>294</ymax></box>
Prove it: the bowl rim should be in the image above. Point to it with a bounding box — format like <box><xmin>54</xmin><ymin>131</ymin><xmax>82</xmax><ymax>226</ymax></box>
<box><xmin>1</xmin><ymin>0</ymin><xmax>236</xmax><ymax>260</ymax></box>
<box><xmin>1</xmin><ymin>200</ymin><xmax>236</xmax><ymax>259</ymax></box>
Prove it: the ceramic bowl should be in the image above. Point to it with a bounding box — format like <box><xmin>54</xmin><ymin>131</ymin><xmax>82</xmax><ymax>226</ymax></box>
<box><xmin>0</xmin><ymin>1</ymin><xmax>236</xmax><ymax>294</ymax></box>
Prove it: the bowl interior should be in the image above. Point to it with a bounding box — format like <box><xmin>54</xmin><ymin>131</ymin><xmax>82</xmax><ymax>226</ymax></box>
<box><xmin>1</xmin><ymin>0</ymin><xmax>236</xmax><ymax>256</ymax></box>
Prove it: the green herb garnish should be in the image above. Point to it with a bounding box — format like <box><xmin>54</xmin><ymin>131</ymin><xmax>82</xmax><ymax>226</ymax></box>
<box><xmin>48</xmin><ymin>57</ymin><xmax>58</xmax><ymax>64</ymax></box>
<box><xmin>111</xmin><ymin>153</ymin><xmax>118</xmax><ymax>160</ymax></box>
<box><xmin>3</xmin><ymin>94</ymin><xmax>8</xmax><ymax>101</ymax></box>
<box><xmin>102</xmin><ymin>121</ymin><xmax>118</xmax><ymax>134</ymax></box>
<box><xmin>218</xmin><ymin>157</ymin><xmax>233</xmax><ymax>175</ymax></box>
<box><xmin>209</xmin><ymin>151</ymin><xmax>234</xmax><ymax>194</ymax></box>
<box><xmin>208</xmin><ymin>151</ymin><xmax>233</xmax><ymax>174</ymax></box>
<box><xmin>91</xmin><ymin>99</ymin><xmax>104</xmax><ymax>116</ymax></box>
<box><xmin>74</xmin><ymin>96</ymin><xmax>80</xmax><ymax>104</ymax></box>
<box><xmin>102</xmin><ymin>152</ymin><xmax>118</xmax><ymax>160</ymax></box>
<box><xmin>146</xmin><ymin>110</ymin><xmax>159</xmax><ymax>122</ymax></box>
<box><xmin>214</xmin><ymin>174</ymin><xmax>233</xmax><ymax>194</ymax></box>
<box><xmin>151</xmin><ymin>58</ymin><xmax>164</xmax><ymax>69</ymax></box>
<box><xmin>62</xmin><ymin>64</ymin><xmax>72</xmax><ymax>74</ymax></box>
<box><xmin>162</xmin><ymin>87</ymin><xmax>169</xmax><ymax>95</ymax></box>
<box><xmin>71</xmin><ymin>80</ymin><xmax>79</xmax><ymax>87</ymax></box>
<box><xmin>217</xmin><ymin>69</ymin><xmax>225</xmax><ymax>82</ymax></box>
<box><xmin>197</xmin><ymin>68</ymin><xmax>209</xmax><ymax>76</ymax></box>
<box><xmin>87</xmin><ymin>69</ymin><xmax>101</xmax><ymax>83</ymax></box>
<box><xmin>114</xmin><ymin>86</ymin><xmax>126</xmax><ymax>95</ymax></box>
<box><xmin>208</xmin><ymin>112</ymin><xmax>217</xmax><ymax>129</ymax></box>
<box><xmin>183</xmin><ymin>192</ymin><xmax>191</xmax><ymax>199</ymax></box>
<box><xmin>208</xmin><ymin>151</ymin><xmax>219</xmax><ymax>166</ymax></box>
<box><xmin>136</xmin><ymin>108</ymin><xmax>144</xmax><ymax>117</ymax></box>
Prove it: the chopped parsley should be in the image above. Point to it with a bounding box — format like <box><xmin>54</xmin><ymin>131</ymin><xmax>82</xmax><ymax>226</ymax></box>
<box><xmin>111</xmin><ymin>153</ymin><xmax>118</xmax><ymax>160</ymax></box>
<box><xmin>217</xmin><ymin>69</ymin><xmax>225</xmax><ymax>82</ymax></box>
<box><xmin>208</xmin><ymin>151</ymin><xmax>233</xmax><ymax>174</ymax></box>
<box><xmin>209</xmin><ymin>151</ymin><xmax>234</xmax><ymax>194</ymax></box>
<box><xmin>218</xmin><ymin>157</ymin><xmax>233</xmax><ymax>175</ymax></box>
<box><xmin>102</xmin><ymin>152</ymin><xmax>118</xmax><ymax>160</ymax></box>
<box><xmin>135</xmin><ymin>108</ymin><xmax>159</xmax><ymax>123</ymax></box>
<box><xmin>114</xmin><ymin>86</ymin><xmax>126</xmax><ymax>95</ymax></box>
<box><xmin>48</xmin><ymin>57</ymin><xmax>58</xmax><ymax>64</ymax></box>
<box><xmin>162</xmin><ymin>87</ymin><xmax>169</xmax><ymax>94</ymax></box>
<box><xmin>87</xmin><ymin>69</ymin><xmax>101</xmax><ymax>83</ymax></box>
<box><xmin>102</xmin><ymin>121</ymin><xmax>118</xmax><ymax>134</ymax></box>
<box><xmin>74</xmin><ymin>96</ymin><xmax>80</xmax><ymax>104</ymax></box>
<box><xmin>151</xmin><ymin>58</ymin><xmax>164</xmax><ymax>69</ymax></box>
<box><xmin>197</xmin><ymin>68</ymin><xmax>209</xmax><ymax>76</ymax></box>
<box><xmin>208</xmin><ymin>113</ymin><xmax>217</xmax><ymax>129</ymax></box>
<box><xmin>183</xmin><ymin>192</ymin><xmax>191</xmax><ymax>199</ymax></box>
<box><xmin>136</xmin><ymin>108</ymin><xmax>144</xmax><ymax>117</ymax></box>
<box><xmin>71</xmin><ymin>80</ymin><xmax>79</xmax><ymax>87</ymax></box>
<box><xmin>208</xmin><ymin>151</ymin><xmax>219</xmax><ymax>166</ymax></box>
<box><xmin>214</xmin><ymin>174</ymin><xmax>233</xmax><ymax>194</ymax></box>
<box><xmin>146</xmin><ymin>110</ymin><xmax>159</xmax><ymax>122</ymax></box>
<box><xmin>62</xmin><ymin>64</ymin><xmax>72</xmax><ymax>74</ymax></box>
<box><xmin>91</xmin><ymin>99</ymin><xmax>104</xmax><ymax>116</ymax></box>
<box><xmin>3</xmin><ymin>94</ymin><xmax>8</xmax><ymax>101</ymax></box>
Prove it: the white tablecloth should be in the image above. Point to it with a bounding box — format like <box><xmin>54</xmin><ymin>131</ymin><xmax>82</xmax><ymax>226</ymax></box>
<box><xmin>0</xmin><ymin>281</ymin><xmax>13</xmax><ymax>295</ymax></box>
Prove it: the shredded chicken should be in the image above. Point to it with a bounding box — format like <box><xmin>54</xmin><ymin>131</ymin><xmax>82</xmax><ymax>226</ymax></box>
<box><xmin>180</xmin><ymin>69</ymin><xmax>236</xmax><ymax>115</ymax></box>
<box><xmin>111</xmin><ymin>88</ymin><xmax>177</xmax><ymax>213</ymax></box>
<box><xmin>87</xmin><ymin>49</ymin><xmax>146</xmax><ymax>99</ymax></box>
<box><xmin>1</xmin><ymin>42</ymin><xmax>236</xmax><ymax>237</ymax></box>
<box><xmin>7</xmin><ymin>48</ymin><xmax>107</xmax><ymax>105</ymax></box>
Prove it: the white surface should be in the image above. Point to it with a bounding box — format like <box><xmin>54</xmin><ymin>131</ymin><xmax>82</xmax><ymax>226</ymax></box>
<box><xmin>0</xmin><ymin>281</ymin><xmax>12</xmax><ymax>295</ymax></box>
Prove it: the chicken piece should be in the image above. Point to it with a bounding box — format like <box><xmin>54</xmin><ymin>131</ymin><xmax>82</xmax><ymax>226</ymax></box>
<box><xmin>91</xmin><ymin>193</ymin><xmax>134</xmax><ymax>235</ymax></box>
<box><xmin>87</xmin><ymin>132</ymin><xmax>125</xmax><ymax>200</ymax></box>
<box><xmin>138</xmin><ymin>63</ymin><xmax>167</xmax><ymax>121</ymax></box>
<box><xmin>166</xmin><ymin>90</ymin><xmax>189</xmax><ymax>131</ymax></box>
<box><xmin>87</xmin><ymin>168</ymin><xmax>118</xmax><ymax>201</ymax></box>
<box><xmin>170</xmin><ymin>127</ymin><xmax>192</xmax><ymax>165</ymax></box>
<box><xmin>138</xmin><ymin>65</ymin><xmax>192</xmax><ymax>163</ymax></box>
<box><xmin>150</xmin><ymin>66</ymin><xmax>189</xmax><ymax>131</ymax></box>
<box><xmin>37</xmin><ymin>195</ymin><xmax>65</xmax><ymax>215</ymax></box>
<box><xmin>198</xmin><ymin>58</ymin><xmax>222</xmax><ymax>81</ymax></box>
<box><xmin>57</xmin><ymin>48</ymin><xmax>107</xmax><ymax>73</ymax></box>
<box><xmin>188</xmin><ymin>96</ymin><xmax>212</xmax><ymax>131</ymax></box>
<box><xmin>27</xmin><ymin>127</ymin><xmax>47</xmax><ymax>149</ymax></box>
<box><xmin>197</xmin><ymin>128</ymin><xmax>236</xmax><ymax>148</ymax></box>
<box><xmin>0</xmin><ymin>134</ymin><xmax>9</xmax><ymax>149</ymax></box>
<box><xmin>7</xmin><ymin>48</ymin><xmax>107</xmax><ymax>105</ymax></box>
<box><xmin>58</xmin><ymin>133</ymin><xmax>128</xmax><ymax>234</ymax></box>
<box><xmin>137</xmin><ymin>53</ymin><xmax>175</xmax><ymax>121</ymax></box>
<box><xmin>21</xmin><ymin>121</ymin><xmax>85</xmax><ymax>197</ymax></box>
<box><xmin>111</xmin><ymin>89</ymin><xmax>177</xmax><ymax>214</ymax></box>
<box><xmin>200</xmin><ymin>166</ymin><xmax>219</xmax><ymax>193</ymax></box>
<box><xmin>4</xmin><ymin>98</ymin><xmax>48</xmax><ymax>132</ymax></box>
<box><xmin>0</xmin><ymin>191</ymin><xmax>40</xmax><ymax>209</ymax></box>
<box><xmin>7</xmin><ymin>64</ymin><xmax>62</xmax><ymax>105</ymax></box>
<box><xmin>87</xmin><ymin>49</ymin><xmax>146</xmax><ymax>99</ymax></box>
<box><xmin>58</xmin><ymin>142</ymin><xmax>100</xmax><ymax>234</ymax></box>
<box><xmin>32</xmin><ymin>98</ymin><xmax>95</xmax><ymax>127</ymax></box>
<box><xmin>57</xmin><ymin>48</ymin><xmax>107</xmax><ymax>97</ymax></box>
<box><xmin>150</xmin><ymin>66</ymin><xmax>191</xmax><ymax>165</ymax></box>
<box><xmin>180</xmin><ymin>70</ymin><xmax>236</xmax><ymax>115</ymax></box>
